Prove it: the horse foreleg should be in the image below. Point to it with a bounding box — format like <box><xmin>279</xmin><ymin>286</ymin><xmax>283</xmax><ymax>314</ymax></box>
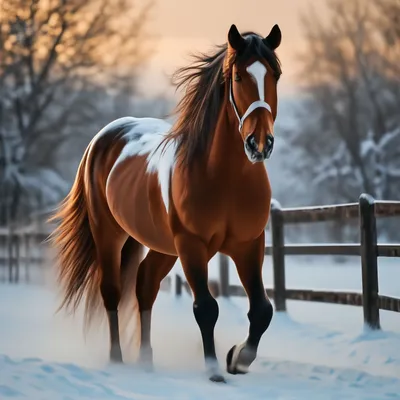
<box><xmin>136</xmin><ymin>250</ymin><xmax>177</xmax><ymax>367</ymax></box>
<box><xmin>175</xmin><ymin>234</ymin><xmax>225</xmax><ymax>383</ymax></box>
<box><xmin>225</xmin><ymin>232</ymin><xmax>273</xmax><ymax>374</ymax></box>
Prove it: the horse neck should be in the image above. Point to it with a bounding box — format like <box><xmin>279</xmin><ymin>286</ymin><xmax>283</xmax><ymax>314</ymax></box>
<box><xmin>207</xmin><ymin>90</ymin><xmax>254</xmax><ymax>174</ymax></box>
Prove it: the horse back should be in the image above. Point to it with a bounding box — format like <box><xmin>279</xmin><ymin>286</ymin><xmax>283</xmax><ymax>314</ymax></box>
<box><xmin>100</xmin><ymin>117</ymin><xmax>177</xmax><ymax>255</ymax></box>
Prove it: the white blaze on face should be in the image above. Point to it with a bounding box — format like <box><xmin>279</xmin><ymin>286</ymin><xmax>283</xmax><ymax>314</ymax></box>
<box><xmin>242</xmin><ymin>61</ymin><xmax>270</xmax><ymax>164</ymax></box>
<box><xmin>246</xmin><ymin>61</ymin><xmax>267</xmax><ymax>101</ymax></box>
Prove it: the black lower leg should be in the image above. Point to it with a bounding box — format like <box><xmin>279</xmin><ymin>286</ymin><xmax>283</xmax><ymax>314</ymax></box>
<box><xmin>175</xmin><ymin>236</ymin><xmax>224</xmax><ymax>382</ymax></box>
<box><xmin>193</xmin><ymin>294</ymin><xmax>219</xmax><ymax>362</ymax></box>
<box><xmin>193</xmin><ymin>293</ymin><xmax>225</xmax><ymax>382</ymax></box>
<box><xmin>136</xmin><ymin>265</ymin><xmax>154</xmax><ymax>364</ymax></box>
<box><xmin>246</xmin><ymin>298</ymin><xmax>273</xmax><ymax>349</ymax></box>
<box><xmin>107</xmin><ymin>310</ymin><xmax>123</xmax><ymax>362</ymax></box>
<box><xmin>227</xmin><ymin>234</ymin><xmax>272</xmax><ymax>375</ymax></box>
<box><xmin>101</xmin><ymin>280</ymin><xmax>123</xmax><ymax>363</ymax></box>
<box><xmin>139</xmin><ymin>309</ymin><xmax>153</xmax><ymax>365</ymax></box>
<box><xmin>227</xmin><ymin>294</ymin><xmax>273</xmax><ymax>374</ymax></box>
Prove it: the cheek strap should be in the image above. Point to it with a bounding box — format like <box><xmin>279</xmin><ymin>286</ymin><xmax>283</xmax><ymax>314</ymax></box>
<box><xmin>229</xmin><ymin>78</ymin><xmax>272</xmax><ymax>132</ymax></box>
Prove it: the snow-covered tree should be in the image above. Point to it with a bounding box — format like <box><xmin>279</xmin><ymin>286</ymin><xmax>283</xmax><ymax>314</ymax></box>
<box><xmin>0</xmin><ymin>0</ymin><xmax>154</xmax><ymax>225</ymax></box>
<box><xmin>287</xmin><ymin>0</ymin><xmax>400</xmax><ymax>206</ymax></box>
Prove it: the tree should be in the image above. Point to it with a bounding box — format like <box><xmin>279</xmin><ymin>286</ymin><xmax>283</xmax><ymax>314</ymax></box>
<box><xmin>287</xmin><ymin>0</ymin><xmax>400</xmax><ymax>206</ymax></box>
<box><xmin>0</xmin><ymin>0</ymin><xmax>154</xmax><ymax>225</ymax></box>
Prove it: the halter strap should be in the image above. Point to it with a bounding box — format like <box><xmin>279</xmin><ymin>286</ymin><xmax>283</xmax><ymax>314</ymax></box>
<box><xmin>229</xmin><ymin>78</ymin><xmax>272</xmax><ymax>132</ymax></box>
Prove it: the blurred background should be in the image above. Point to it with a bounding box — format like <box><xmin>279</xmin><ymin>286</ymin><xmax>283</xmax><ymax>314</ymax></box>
<box><xmin>0</xmin><ymin>0</ymin><xmax>399</xmax><ymax>282</ymax></box>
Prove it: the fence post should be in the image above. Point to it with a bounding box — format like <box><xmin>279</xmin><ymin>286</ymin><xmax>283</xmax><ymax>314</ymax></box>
<box><xmin>15</xmin><ymin>234</ymin><xmax>20</xmax><ymax>283</ymax></box>
<box><xmin>0</xmin><ymin>235</ymin><xmax>5</xmax><ymax>282</ymax></box>
<box><xmin>270</xmin><ymin>199</ymin><xmax>286</xmax><ymax>311</ymax></box>
<box><xmin>24</xmin><ymin>233</ymin><xmax>30</xmax><ymax>282</ymax></box>
<box><xmin>219</xmin><ymin>253</ymin><xmax>230</xmax><ymax>297</ymax></box>
<box><xmin>359</xmin><ymin>193</ymin><xmax>380</xmax><ymax>330</ymax></box>
<box><xmin>7</xmin><ymin>233</ymin><xmax>13</xmax><ymax>283</ymax></box>
<box><xmin>175</xmin><ymin>274</ymin><xmax>182</xmax><ymax>296</ymax></box>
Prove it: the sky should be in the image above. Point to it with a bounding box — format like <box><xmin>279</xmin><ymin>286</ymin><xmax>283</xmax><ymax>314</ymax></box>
<box><xmin>138</xmin><ymin>0</ymin><xmax>328</xmax><ymax>97</ymax></box>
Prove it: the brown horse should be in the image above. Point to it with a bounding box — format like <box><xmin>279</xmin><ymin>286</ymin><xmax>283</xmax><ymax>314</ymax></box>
<box><xmin>49</xmin><ymin>24</ymin><xmax>282</xmax><ymax>383</ymax></box>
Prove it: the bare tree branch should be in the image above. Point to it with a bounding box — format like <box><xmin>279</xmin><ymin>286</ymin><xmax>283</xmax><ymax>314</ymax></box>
<box><xmin>0</xmin><ymin>0</ymin><xmax>156</xmax><ymax>225</ymax></box>
<box><xmin>291</xmin><ymin>0</ymin><xmax>400</xmax><ymax>204</ymax></box>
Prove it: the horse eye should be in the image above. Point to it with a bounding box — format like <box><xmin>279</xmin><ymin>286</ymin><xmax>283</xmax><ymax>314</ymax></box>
<box><xmin>234</xmin><ymin>73</ymin><xmax>242</xmax><ymax>82</ymax></box>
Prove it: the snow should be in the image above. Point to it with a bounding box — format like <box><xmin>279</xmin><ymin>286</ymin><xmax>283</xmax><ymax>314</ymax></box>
<box><xmin>3</xmin><ymin>165</ymin><xmax>70</xmax><ymax>220</ymax></box>
<box><xmin>1</xmin><ymin>256</ymin><xmax>400</xmax><ymax>399</ymax></box>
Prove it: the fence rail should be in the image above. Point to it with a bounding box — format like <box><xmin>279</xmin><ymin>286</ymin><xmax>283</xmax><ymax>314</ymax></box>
<box><xmin>174</xmin><ymin>193</ymin><xmax>400</xmax><ymax>330</ymax></box>
<box><xmin>279</xmin><ymin>199</ymin><xmax>400</xmax><ymax>223</ymax></box>
<box><xmin>0</xmin><ymin>229</ymin><xmax>49</xmax><ymax>283</ymax></box>
<box><xmin>2</xmin><ymin>193</ymin><xmax>400</xmax><ymax>330</ymax></box>
<box><xmin>264</xmin><ymin>243</ymin><xmax>400</xmax><ymax>257</ymax></box>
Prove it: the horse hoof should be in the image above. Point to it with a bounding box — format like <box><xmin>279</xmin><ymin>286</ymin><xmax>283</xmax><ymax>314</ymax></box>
<box><xmin>226</xmin><ymin>345</ymin><xmax>240</xmax><ymax>374</ymax></box>
<box><xmin>110</xmin><ymin>346</ymin><xmax>123</xmax><ymax>364</ymax></box>
<box><xmin>209</xmin><ymin>373</ymin><xmax>226</xmax><ymax>383</ymax></box>
<box><xmin>226</xmin><ymin>344</ymin><xmax>256</xmax><ymax>375</ymax></box>
<box><xmin>138</xmin><ymin>359</ymin><xmax>154</xmax><ymax>373</ymax></box>
<box><xmin>207</xmin><ymin>362</ymin><xmax>226</xmax><ymax>383</ymax></box>
<box><xmin>138</xmin><ymin>349</ymin><xmax>154</xmax><ymax>371</ymax></box>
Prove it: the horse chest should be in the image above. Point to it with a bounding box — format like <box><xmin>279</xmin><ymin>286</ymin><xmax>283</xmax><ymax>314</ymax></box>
<box><xmin>226</xmin><ymin>183</ymin><xmax>271</xmax><ymax>239</ymax></box>
<box><xmin>171</xmin><ymin>171</ymin><xmax>271</xmax><ymax>242</ymax></box>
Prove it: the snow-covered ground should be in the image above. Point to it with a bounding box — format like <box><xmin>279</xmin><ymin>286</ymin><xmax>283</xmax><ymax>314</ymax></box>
<box><xmin>0</xmin><ymin>256</ymin><xmax>400</xmax><ymax>399</ymax></box>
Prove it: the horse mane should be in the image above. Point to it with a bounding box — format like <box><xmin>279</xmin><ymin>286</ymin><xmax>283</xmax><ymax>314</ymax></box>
<box><xmin>164</xmin><ymin>31</ymin><xmax>282</xmax><ymax>169</ymax></box>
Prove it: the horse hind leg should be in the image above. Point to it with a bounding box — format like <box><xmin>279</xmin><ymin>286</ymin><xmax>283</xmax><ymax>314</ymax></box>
<box><xmin>49</xmin><ymin>143</ymin><xmax>130</xmax><ymax>364</ymax></box>
<box><xmin>94</xmin><ymin>230</ymin><xmax>128</xmax><ymax>363</ymax></box>
<box><xmin>135</xmin><ymin>250</ymin><xmax>177</xmax><ymax>367</ymax></box>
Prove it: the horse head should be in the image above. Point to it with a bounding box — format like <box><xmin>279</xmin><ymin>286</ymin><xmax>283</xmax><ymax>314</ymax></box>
<box><xmin>224</xmin><ymin>24</ymin><xmax>282</xmax><ymax>163</ymax></box>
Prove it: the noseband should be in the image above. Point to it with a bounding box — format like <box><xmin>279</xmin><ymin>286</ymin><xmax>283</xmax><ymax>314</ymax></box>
<box><xmin>228</xmin><ymin>76</ymin><xmax>272</xmax><ymax>133</ymax></box>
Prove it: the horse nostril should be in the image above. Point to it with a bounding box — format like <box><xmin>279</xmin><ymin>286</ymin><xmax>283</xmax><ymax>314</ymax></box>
<box><xmin>265</xmin><ymin>133</ymin><xmax>274</xmax><ymax>158</ymax></box>
<box><xmin>266</xmin><ymin>134</ymin><xmax>274</xmax><ymax>149</ymax></box>
<box><xmin>246</xmin><ymin>134</ymin><xmax>257</xmax><ymax>151</ymax></box>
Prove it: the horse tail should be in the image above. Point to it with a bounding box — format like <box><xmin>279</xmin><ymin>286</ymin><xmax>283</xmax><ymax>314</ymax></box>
<box><xmin>47</xmin><ymin>146</ymin><xmax>98</xmax><ymax>317</ymax></box>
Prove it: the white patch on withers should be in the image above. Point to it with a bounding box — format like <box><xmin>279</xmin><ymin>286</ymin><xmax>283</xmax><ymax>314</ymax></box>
<box><xmin>88</xmin><ymin>117</ymin><xmax>136</xmax><ymax>158</ymax></box>
<box><xmin>106</xmin><ymin>117</ymin><xmax>176</xmax><ymax>213</ymax></box>
<box><xmin>246</xmin><ymin>61</ymin><xmax>267</xmax><ymax>101</ymax></box>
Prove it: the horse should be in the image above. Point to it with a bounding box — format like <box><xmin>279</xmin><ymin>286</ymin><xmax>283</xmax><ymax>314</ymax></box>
<box><xmin>49</xmin><ymin>23</ymin><xmax>282</xmax><ymax>383</ymax></box>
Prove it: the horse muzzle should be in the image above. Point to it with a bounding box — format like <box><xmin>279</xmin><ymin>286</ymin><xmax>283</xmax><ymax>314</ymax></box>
<box><xmin>245</xmin><ymin>133</ymin><xmax>274</xmax><ymax>163</ymax></box>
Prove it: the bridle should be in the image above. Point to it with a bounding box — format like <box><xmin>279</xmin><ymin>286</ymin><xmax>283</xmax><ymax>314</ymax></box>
<box><xmin>228</xmin><ymin>68</ymin><xmax>272</xmax><ymax>133</ymax></box>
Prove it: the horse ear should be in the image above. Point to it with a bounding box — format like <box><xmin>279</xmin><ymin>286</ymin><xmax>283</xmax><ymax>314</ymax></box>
<box><xmin>228</xmin><ymin>24</ymin><xmax>246</xmax><ymax>52</ymax></box>
<box><xmin>263</xmin><ymin>24</ymin><xmax>281</xmax><ymax>50</ymax></box>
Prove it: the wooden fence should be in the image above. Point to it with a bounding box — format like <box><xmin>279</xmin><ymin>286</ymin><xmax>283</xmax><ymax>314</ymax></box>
<box><xmin>0</xmin><ymin>227</ymin><xmax>49</xmax><ymax>283</ymax></box>
<box><xmin>2</xmin><ymin>193</ymin><xmax>400</xmax><ymax>330</ymax></box>
<box><xmin>174</xmin><ymin>193</ymin><xmax>400</xmax><ymax>330</ymax></box>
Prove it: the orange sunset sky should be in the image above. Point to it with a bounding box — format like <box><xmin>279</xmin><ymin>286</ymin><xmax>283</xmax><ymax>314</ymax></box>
<box><xmin>138</xmin><ymin>0</ymin><xmax>328</xmax><ymax>98</ymax></box>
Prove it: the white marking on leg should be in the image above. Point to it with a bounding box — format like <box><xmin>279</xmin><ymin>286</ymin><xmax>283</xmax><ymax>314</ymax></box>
<box><xmin>205</xmin><ymin>357</ymin><xmax>224</xmax><ymax>380</ymax></box>
<box><xmin>229</xmin><ymin>341</ymin><xmax>247</xmax><ymax>371</ymax></box>
<box><xmin>246</xmin><ymin>61</ymin><xmax>267</xmax><ymax>101</ymax></box>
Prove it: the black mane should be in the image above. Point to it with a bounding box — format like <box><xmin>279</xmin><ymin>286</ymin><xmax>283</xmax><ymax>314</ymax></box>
<box><xmin>237</xmin><ymin>31</ymin><xmax>282</xmax><ymax>78</ymax></box>
<box><xmin>164</xmin><ymin>31</ymin><xmax>282</xmax><ymax>169</ymax></box>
